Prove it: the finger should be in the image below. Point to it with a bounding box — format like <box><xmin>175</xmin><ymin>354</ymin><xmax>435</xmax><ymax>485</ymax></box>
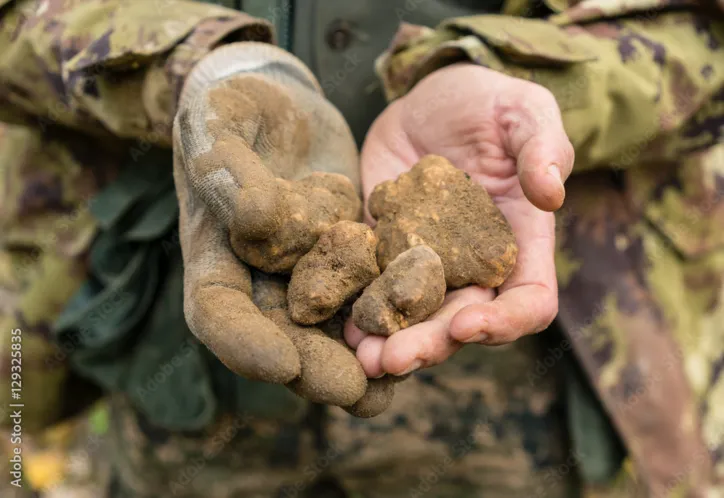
<box><xmin>344</xmin><ymin>318</ymin><xmax>368</xmax><ymax>350</ymax></box>
<box><xmin>177</xmin><ymin>101</ymin><xmax>283</xmax><ymax>239</ymax></box>
<box><xmin>357</xmin><ymin>287</ymin><xmax>495</xmax><ymax>376</ymax></box>
<box><xmin>180</xmin><ymin>204</ymin><xmax>300</xmax><ymax>384</ymax></box>
<box><xmin>355</xmin><ymin>334</ymin><xmax>387</xmax><ymax>378</ymax></box>
<box><xmin>343</xmin><ymin>376</ymin><xmax>396</xmax><ymax>418</ymax></box>
<box><xmin>250</xmin><ymin>275</ymin><xmax>368</xmax><ymax>407</ymax></box>
<box><xmin>380</xmin><ymin>320</ymin><xmax>461</xmax><ymax>376</ymax></box>
<box><xmin>262</xmin><ymin>310</ymin><xmax>367</xmax><ymax>407</ymax></box>
<box><xmin>495</xmin><ymin>85</ymin><xmax>574</xmax><ymax>212</ymax></box>
<box><xmin>450</xmin><ymin>199</ymin><xmax>558</xmax><ymax>345</ymax></box>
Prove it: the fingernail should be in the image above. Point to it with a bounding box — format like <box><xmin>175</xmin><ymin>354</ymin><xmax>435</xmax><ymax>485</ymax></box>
<box><xmin>462</xmin><ymin>333</ymin><xmax>488</xmax><ymax>344</ymax></box>
<box><xmin>548</xmin><ymin>164</ymin><xmax>563</xmax><ymax>187</ymax></box>
<box><xmin>396</xmin><ymin>360</ymin><xmax>423</xmax><ymax>376</ymax></box>
<box><xmin>371</xmin><ymin>373</ymin><xmax>386</xmax><ymax>379</ymax></box>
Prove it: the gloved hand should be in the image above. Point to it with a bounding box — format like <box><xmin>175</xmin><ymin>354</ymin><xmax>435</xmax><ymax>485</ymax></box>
<box><xmin>172</xmin><ymin>42</ymin><xmax>392</xmax><ymax>416</ymax></box>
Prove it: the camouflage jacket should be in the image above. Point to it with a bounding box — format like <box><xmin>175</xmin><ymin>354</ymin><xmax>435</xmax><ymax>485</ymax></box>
<box><xmin>0</xmin><ymin>0</ymin><xmax>273</xmax><ymax>429</ymax></box>
<box><xmin>375</xmin><ymin>0</ymin><xmax>724</xmax><ymax>495</ymax></box>
<box><xmin>0</xmin><ymin>0</ymin><xmax>722</xmax><ymax>496</ymax></box>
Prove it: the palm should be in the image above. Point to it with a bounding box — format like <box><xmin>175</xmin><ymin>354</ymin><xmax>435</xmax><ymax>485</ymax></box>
<box><xmin>346</xmin><ymin>63</ymin><xmax>575</xmax><ymax>378</ymax></box>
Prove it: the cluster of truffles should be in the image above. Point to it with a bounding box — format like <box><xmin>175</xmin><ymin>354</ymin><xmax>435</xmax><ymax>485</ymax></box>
<box><xmin>230</xmin><ymin>155</ymin><xmax>518</xmax><ymax>418</ymax></box>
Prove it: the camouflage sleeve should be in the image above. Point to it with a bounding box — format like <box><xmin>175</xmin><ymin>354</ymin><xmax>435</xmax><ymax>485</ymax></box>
<box><xmin>0</xmin><ymin>0</ymin><xmax>273</xmax><ymax>145</ymax></box>
<box><xmin>376</xmin><ymin>1</ymin><xmax>724</xmax><ymax>171</ymax></box>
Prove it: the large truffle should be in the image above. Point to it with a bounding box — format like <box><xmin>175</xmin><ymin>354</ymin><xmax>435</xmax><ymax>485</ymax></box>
<box><xmin>369</xmin><ymin>155</ymin><xmax>518</xmax><ymax>289</ymax></box>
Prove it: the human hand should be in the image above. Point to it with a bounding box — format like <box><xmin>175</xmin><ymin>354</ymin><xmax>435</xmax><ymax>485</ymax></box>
<box><xmin>173</xmin><ymin>42</ymin><xmax>390</xmax><ymax>415</ymax></box>
<box><xmin>346</xmin><ymin>63</ymin><xmax>574</xmax><ymax>377</ymax></box>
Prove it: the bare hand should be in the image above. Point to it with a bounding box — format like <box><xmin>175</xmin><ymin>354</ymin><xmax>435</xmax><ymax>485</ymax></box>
<box><xmin>346</xmin><ymin>63</ymin><xmax>574</xmax><ymax>378</ymax></box>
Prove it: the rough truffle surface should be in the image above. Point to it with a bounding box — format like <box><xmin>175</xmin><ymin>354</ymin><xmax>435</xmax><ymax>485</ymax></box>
<box><xmin>369</xmin><ymin>154</ymin><xmax>518</xmax><ymax>289</ymax></box>
<box><xmin>288</xmin><ymin>221</ymin><xmax>380</xmax><ymax>325</ymax></box>
<box><xmin>352</xmin><ymin>245</ymin><xmax>446</xmax><ymax>336</ymax></box>
<box><xmin>232</xmin><ymin>172</ymin><xmax>362</xmax><ymax>274</ymax></box>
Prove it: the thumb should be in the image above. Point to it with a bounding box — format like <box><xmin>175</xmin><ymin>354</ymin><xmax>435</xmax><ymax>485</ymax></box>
<box><xmin>496</xmin><ymin>86</ymin><xmax>574</xmax><ymax>211</ymax></box>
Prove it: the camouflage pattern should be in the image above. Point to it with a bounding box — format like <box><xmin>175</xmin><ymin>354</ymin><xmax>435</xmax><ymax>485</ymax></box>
<box><xmin>0</xmin><ymin>118</ymin><xmax>118</xmax><ymax>494</ymax></box>
<box><xmin>103</xmin><ymin>331</ymin><xmax>577</xmax><ymax>498</ymax></box>
<box><xmin>0</xmin><ymin>0</ymin><xmax>721</xmax><ymax>497</ymax></box>
<box><xmin>378</xmin><ymin>0</ymin><xmax>724</xmax><ymax>495</ymax></box>
<box><xmin>0</xmin><ymin>0</ymin><xmax>271</xmax><ymax>494</ymax></box>
<box><xmin>0</xmin><ymin>121</ymin><xmax>121</xmax><ymax>432</ymax></box>
<box><xmin>0</xmin><ymin>1</ymin><xmax>267</xmax><ymax>495</ymax></box>
<box><xmin>0</xmin><ymin>0</ymin><xmax>273</xmax><ymax>143</ymax></box>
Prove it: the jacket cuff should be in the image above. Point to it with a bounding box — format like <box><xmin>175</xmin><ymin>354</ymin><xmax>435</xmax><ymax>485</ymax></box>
<box><xmin>1</xmin><ymin>1</ymin><xmax>274</xmax><ymax>145</ymax></box>
<box><xmin>165</xmin><ymin>14</ymin><xmax>275</xmax><ymax>124</ymax></box>
<box><xmin>376</xmin><ymin>15</ymin><xmax>596</xmax><ymax>102</ymax></box>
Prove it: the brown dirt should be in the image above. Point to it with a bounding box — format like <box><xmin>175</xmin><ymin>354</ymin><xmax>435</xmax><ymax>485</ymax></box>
<box><xmin>352</xmin><ymin>245</ymin><xmax>446</xmax><ymax>336</ymax></box>
<box><xmin>369</xmin><ymin>154</ymin><xmax>518</xmax><ymax>289</ymax></box>
<box><xmin>197</xmin><ymin>78</ymin><xmax>362</xmax><ymax>274</ymax></box>
<box><xmin>343</xmin><ymin>376</ymin><xmax>396</xmax><ymax>418</ymax></box>
<box><xmin>288</xmin><ymin>221</ymin><xmax>380</xmax><ymax>325</ymax></box>
<box><xmin>251</xmin><ymin>273</ymin><xmax>367</xmax><ymax>407</ymax></box>
<box><xmin>232</xmin><ymin>173</ymin><xmax>361</xmax><ymax>273</ymax></box>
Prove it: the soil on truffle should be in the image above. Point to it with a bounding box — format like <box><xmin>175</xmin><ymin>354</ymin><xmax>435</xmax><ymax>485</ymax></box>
<box><xmin>369</xmin><ymin>154</ymin><xmax>518</xmax><ymax>289</ymax></box>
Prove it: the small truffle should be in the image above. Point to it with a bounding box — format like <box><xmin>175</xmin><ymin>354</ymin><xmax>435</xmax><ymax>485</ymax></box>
<box><xmin>233</xmin><ymin>173</ymin><xmax>362</xmax><ymax>274</ymax></box>
<box><xmin>288</xmin><ymin>221</ymin><xmax>379</xmax><ymax>325</ymax></box>
<box><xmin>353</xmin><ymin>245</ymin><xmax>446</xmax><ymax>336</ymax></box>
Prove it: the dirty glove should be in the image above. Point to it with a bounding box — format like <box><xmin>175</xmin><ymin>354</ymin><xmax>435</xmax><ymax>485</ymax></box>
<box><xmin>173</xmin><ymin>42</ymin><xmax>392</xmax><ymax>416</ymax></box>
